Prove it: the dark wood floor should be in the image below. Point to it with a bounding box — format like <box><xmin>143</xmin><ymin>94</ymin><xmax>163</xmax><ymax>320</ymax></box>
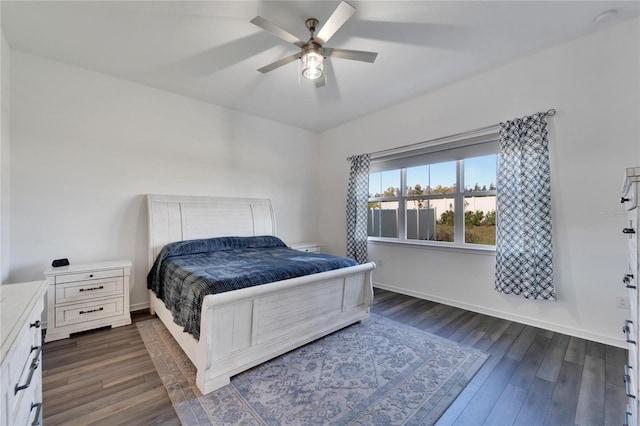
<box><xmin>42</xmin><ymin>311</ymin><xmax>178</xmax><ymax>426</ymax></box>
<box><xmin>42</xmin><ymin>289</ymin><xmax>628</xmax><ymax>425</ymax></box>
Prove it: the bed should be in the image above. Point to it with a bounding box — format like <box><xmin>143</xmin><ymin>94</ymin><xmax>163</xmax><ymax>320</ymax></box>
<box><xmin>146</xmin><ymin>194</ymin><xmax>376</xmax><ymax>395</ymax></box>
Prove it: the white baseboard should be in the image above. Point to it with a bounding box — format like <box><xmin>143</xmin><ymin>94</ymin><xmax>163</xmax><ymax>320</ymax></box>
<box><xmin>373</xmin><ymin>282</ymin><xmax>626</xmax><ymax>349</ymax></box>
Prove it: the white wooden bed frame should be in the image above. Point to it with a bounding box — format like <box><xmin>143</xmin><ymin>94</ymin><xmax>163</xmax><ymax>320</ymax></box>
<box><xmin>146</xmin><ymin>194</ymin><xmax>376</xmax><ymax>395</ymax></box>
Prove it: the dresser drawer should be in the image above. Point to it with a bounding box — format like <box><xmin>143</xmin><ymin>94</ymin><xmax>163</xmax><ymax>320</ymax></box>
<box><xmin>622</xmin><ymin>179</ymin><xmax>637</xmax><ymax>211</ymax></box>
<box><xmin>5</xmin><ymin>303</ymin><xmax>43</xmax><ymax>424</ymax></box>
<box><xmin>290</xmin><ymin>243</ymin><xmax>321</xmax><ymax>253</ymax></box>
<box><xmin>55</xmin><ymin>297</ymin><xmax>124</xmax><ymax>327</ymax></box>
<box><xmin>627</xmin><ymin>403</ymin><xmax>637</xmax><ymax>426</ymax></box>
<box><xmin>55</xmin><ymin>277</ymin><xmax>124</xmax><ymax>304</ymax></box>
<box><xmin>12</xmin><ymin>368</ymin><xmax>41</xmax><ymax>426</ymax></box>
<box><xmin>55</xmin><ymin>268</ymin><xmax>123</xmax><ymax>284</ymax></box>
<box><xmin>626</xmin><ymin>364</ymin><xmax>638</xmax><ymax>400</ymax></box>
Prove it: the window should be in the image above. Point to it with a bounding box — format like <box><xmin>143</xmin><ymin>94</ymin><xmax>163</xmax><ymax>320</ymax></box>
<box><xmin>367</xmin><ymin>133</ymin><xmax>498</xmax><ymax>248</ymax></box>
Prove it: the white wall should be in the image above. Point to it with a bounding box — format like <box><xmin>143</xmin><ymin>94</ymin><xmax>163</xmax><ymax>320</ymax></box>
<box><xmin>1</xmin><ymin>30</ymin><xmax>10</xmax><ymax>283</ymax></box>
<box><xmin>9</xmin><ymin>51</ymin><xmax>320</xmax><ymax>310</ymax></box>
<box><xmin>318</xmin><ymin>18</ymin><xmax>640</xmax><ymax>347</ymax></box>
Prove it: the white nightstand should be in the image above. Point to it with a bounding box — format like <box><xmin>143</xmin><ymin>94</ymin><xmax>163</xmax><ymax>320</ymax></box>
<box><xmin>290</xmin><ymin>243</ymin><xmax>321</xmax><ymax>253</ymax></box>
<box><xmin>43</xmin><ymin>260</ymin><xmax>132</xmax><ymax>342</ymax></box>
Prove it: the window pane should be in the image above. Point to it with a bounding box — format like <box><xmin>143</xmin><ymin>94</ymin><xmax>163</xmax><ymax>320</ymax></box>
<box><xmin>433</xmin><ymin>198</ymin><xmax>455</xmax><ymax>242</ymax></box>
<box><xmin>430</xmin><ymin>161</ymin><xmax>457</xmax><ymax>194</ymax></box>
<box><xmin>369</xmin><ymin>170</ymin><xmax>401</xmax><ymax>198</ymax></box>
<box><xmin>464</xmin><ymin>195</ymin><xmax>496</xmax><ymax>245</ymax></box>
<box><xmin>406</xmin><ymin>165</ymin><xmax>429</xmax><ymax>196</ymax></box>
<box><xmin>464</xmin><ymin>155</ymin><xmax>497</xmax><ymax>192</ymax></box>
<box><xmin>368</xmin><ymin>201</ymin><xmax>399</xmax><ymax>238</ymax></box>
<box><xmin>406</xmin><ymin>198</ymin><xmax>436</xmax><ymax>241</ymax></box>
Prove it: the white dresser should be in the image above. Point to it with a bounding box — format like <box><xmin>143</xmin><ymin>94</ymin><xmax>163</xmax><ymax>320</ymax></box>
<box><xmin>622</xmin><ymin>167</ymin><xmax>640</xmax><ymax>426</ymax></box>
<box><xmin>0</xmin><ymin>280</ymin><xmax>47</xmax><ymax>426</ymax></box>
<box><xmin>44</xmin><ymin>260</ymin><xmax>132</xmax><ymax>342</ymax></box>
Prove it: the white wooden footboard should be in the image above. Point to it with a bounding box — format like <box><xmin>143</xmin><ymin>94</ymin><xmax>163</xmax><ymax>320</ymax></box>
<box><xmin>194</xmin><ymin>262</ymin><xmax>375</xmax><ymax>394</ymax></box>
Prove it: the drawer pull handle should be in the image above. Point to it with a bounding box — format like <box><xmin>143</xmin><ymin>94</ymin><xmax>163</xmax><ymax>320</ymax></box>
<box><xmin>79</xmin><ymin>307</ymin><xmax>104</xmax><ymax>315</ymax></box>
<box><xmin>30</xmin><ymin>402</ymin><xmax>42</xmax><ymax>426</ymax></box>
<box><xmin>623</xmin><ymin>228</ymin><xmax>636</xmax><ymax>234</ymax></box>
<box><xmin>15</xmin><ymin>356</ymin><xmax>40</xmax><ymax>395</ymax></box>
<box><xmin>30</xmin><ymin>320</ymin><xmax>40</xmax><ymax>328</ymax></box>
<box><xmin>624</xmin><ymin>410</ymin><xmax>632</xmax><ymax>426</ymax></box>
<box><xmin>621</xmin><ymin>196</ymin><xmax>631</xmax><ymax>203</ymax></box>
<box><xmin>79</xmin><ymin>285</ymin><xmax>104</xmax><ymax>292</ymax></box>
<box><xmin>30</xmin><ymin>345</ymin><xmax>41</xmax><ymax>353</ymax></box>
<box><xmin>624</xmin><ymin>365</ymin><xmax>636</xmax><ymax>398</ymax></box>
<box><xmin>89</xmin><ymin>274</ymin><xmax>94</xmax><ymax>278</ymax></box>
<box><xmin>623</xmin><ymin>321</ymin><xmax>636</xmax><ymax>344</ymax></box>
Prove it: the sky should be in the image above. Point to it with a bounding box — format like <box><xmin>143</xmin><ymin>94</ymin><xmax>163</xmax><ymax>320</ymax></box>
<box><xmin>369</xmin><ymin>154</ymin><xmax>497</xmax><ymax>196</ymax></box>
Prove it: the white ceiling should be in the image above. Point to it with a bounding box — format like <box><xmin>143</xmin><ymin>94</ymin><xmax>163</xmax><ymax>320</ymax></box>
<box><xmin>2</xmin><ymin>1</ymin><xmax>639</xmax><ymax>132</ymax></box>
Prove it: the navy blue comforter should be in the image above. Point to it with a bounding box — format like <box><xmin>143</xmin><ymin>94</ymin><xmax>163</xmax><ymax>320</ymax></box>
<box><xmin>147</xmin><ymin>236</ymin><xmax>357</xmax><ymax>339</ymax></box>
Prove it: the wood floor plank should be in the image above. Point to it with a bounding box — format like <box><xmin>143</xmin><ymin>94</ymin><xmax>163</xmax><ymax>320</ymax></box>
<box><xmin>417</xmin><ymin>305</ymin><xmax>466</xmax><ymax>334</ymax></box>
<box><xmin>435</xmin><ymin>382</ymin><xmax>481</xmax><ymax>426</ymax></box>
<box><xmin>536</xmin><ymin>333</ymin><xmax>571</xmax><ymax>382</ymax></box>
<box><xmin>586</xmin><ymin>340</ymin><xmax>606</xmax><ymax>360</ymax></box>
<box><xmin>508</xmin><ymin>331</ymin><xmax>552</xmax><ymax>391</ymax></box>
<box><xmin>446</xmin><ymin>312</ymin><xmax>484</xmax><ymax>342</ymax></box>
<box><xmin>460</xmin><ymin>315</ymin><xmax>502</xmax><ymax>347</ymax></box>
<box><xmin>543</xmin><ymin>361</ymin><xmax>583</xmax><ymax>426</ymax></box>
<box><xmin>371</xmin><ymin>288</ymin><xmax>396</xmax><ymax>305</ymax></box>
<box><xmin>453</xmin><ymin>356</ymin><xmax>520</xmax><ymax>425</ymax></box>
<box><xmin>389</xmin><ymin>299</ymin><xmax>436</xmax><ymax>325</ymax></box>
<box><xmin>435</xmin><ymin>310</ymin><xmax>477</xmax><ymax>338</ymax></box>
<box><xmin>505</xmin><ymin>326</ymin><xmax>538</xmax><ymax>361</ymax></box>
<box><xmin>483</xmin><ymin>383</ymin><xmax>528</xmax><ymax>426</ymax></box>
<box><xmin>470</xmin><ymin>327</ymin><xmax>521</xmax><ymax>386</ymax></box>
<box><xmin>378</xmin><ymin>295</ymin><xmax>424</xmax><ymax>317</ymax></box>
<box><xmin>575</xmin><ymin>354</ymin><xmax>605</xmax><ymax>426</ymax></box>
<box><xmin>62</xmin><ymin>385</ymin><xmax>169</xmax><ymax>425</ymax></box>
<box><xmin>513</xmin><ymin>377</ymin><xmax>556</xmax><ymax>426</ymax></box>
<box><xmin>564</xmin><ymin>336</ymin><xmax>587</xmax><ymax>365</ymax></box>
<box><xmin>473</xmin><ymin>320</ymin><xmax>512</xmax><ymax>352</ymax></box>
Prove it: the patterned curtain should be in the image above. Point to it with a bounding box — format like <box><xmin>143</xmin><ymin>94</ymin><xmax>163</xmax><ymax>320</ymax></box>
<box><xmin>346</xmin><ymin>154</ymin><xmax>371</xmax><ymax>263</ymax></box>
<box><xmin>495</xmin><ymin>112</ymin><xmax>556</xmax><ymax>300</ymax></box>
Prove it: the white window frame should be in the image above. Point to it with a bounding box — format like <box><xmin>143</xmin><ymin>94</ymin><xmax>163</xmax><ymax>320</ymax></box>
<box><xmin>367</xmin><ymin>131</ymin><xmax>499</xmax><ymax>253</ymax></box>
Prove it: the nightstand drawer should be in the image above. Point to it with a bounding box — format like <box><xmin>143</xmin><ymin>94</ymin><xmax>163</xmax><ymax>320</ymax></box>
<box><xmin>55</xmin><ymin>277</ymin><xmax>124</xmax><ymax>304</ymax></box>
<box><xmin>55</xmin><ymin>268</ymin><xmax>123</xmax><ymax>284</ymax></box>
<box><xmin>290</xmin><ymin>243</ymin><xmax>321</xmax><ymax>253</ymax></box>
<box><xmin>55</xmin><ymin>297</ymin><xmax>124</xmax><ymax>327</ymax></box>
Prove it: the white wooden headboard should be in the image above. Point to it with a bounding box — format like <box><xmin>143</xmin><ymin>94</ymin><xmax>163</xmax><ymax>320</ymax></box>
<box><xmin>146</xmin><ymin>194</ymin><xmax>276</xmax><ymax>270</ymax></box>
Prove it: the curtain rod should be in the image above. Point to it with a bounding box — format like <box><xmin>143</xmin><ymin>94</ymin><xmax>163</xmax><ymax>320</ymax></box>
<box><xmin>347</xmin><ymin>109</ymin><xmax>556</xmax><ymax>161</ymax></box>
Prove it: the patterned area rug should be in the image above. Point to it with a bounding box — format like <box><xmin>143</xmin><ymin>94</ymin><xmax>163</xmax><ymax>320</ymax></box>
<box><xmin>137</xmin><ymin>315</ymin><xmax>488</xmax><ymax>425</ymax></box>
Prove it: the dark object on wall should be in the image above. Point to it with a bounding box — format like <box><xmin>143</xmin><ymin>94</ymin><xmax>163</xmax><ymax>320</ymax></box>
<box><xmin>51</xmin><ymin>258</ymin><xmax>69</xmax><ymax>267</ymax></box>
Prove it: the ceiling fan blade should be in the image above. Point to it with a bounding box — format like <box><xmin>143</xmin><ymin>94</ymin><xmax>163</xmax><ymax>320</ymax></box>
<box><xmin>257</xmin><ymin>53</ymin><xmax>300</xmax><ymax>74</ymax></box>
<box><xmin>250</xmin><ymin>16</ymin><xmax>306</xmax><ymax>48</ymax></box>
<box><xmin>315</xmin><ymin>74</ymin><xmax>326</xmax><ymax>88</ymax></box>
<box><xmin>324</xmin><ymin>48</ymin><xmax>378</xmax><ymax>63</ymax></box>
<box><xmin>315</xmin><ymin>1</ymin><xmax>356</xmax><ymax>45</ymax></box>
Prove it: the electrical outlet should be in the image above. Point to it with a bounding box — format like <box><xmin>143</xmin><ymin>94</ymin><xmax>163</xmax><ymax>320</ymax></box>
<box><xmin>617</xmin><ymin>295</ymin><xmax>630</xmax><ymax>309</ymax></box>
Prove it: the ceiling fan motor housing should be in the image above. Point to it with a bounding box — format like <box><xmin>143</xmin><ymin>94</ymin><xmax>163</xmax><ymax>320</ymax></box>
<box><xmin>305</xmin><ymin>18</ymin><xmax>319</xmax><ymax>34</ymax></box>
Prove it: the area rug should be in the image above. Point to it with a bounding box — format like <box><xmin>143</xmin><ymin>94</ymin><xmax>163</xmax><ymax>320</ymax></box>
<box><xmin>137</xmin><ymin>314</ymin><xmax>488</xmax><ymax>425</ymax></box>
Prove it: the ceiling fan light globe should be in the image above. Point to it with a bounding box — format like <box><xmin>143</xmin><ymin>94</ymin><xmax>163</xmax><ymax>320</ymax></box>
<box><xmin>301</xmin><ymin>51</ymin><xmax>324</xmax><ymax>80</ymax></box>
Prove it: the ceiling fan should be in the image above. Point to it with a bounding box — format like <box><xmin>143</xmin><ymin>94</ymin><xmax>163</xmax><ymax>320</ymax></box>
<box><xmin>250</xmin><ymin>1</ymin><xmax>378</xmax><ymax>87</ymax></box>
